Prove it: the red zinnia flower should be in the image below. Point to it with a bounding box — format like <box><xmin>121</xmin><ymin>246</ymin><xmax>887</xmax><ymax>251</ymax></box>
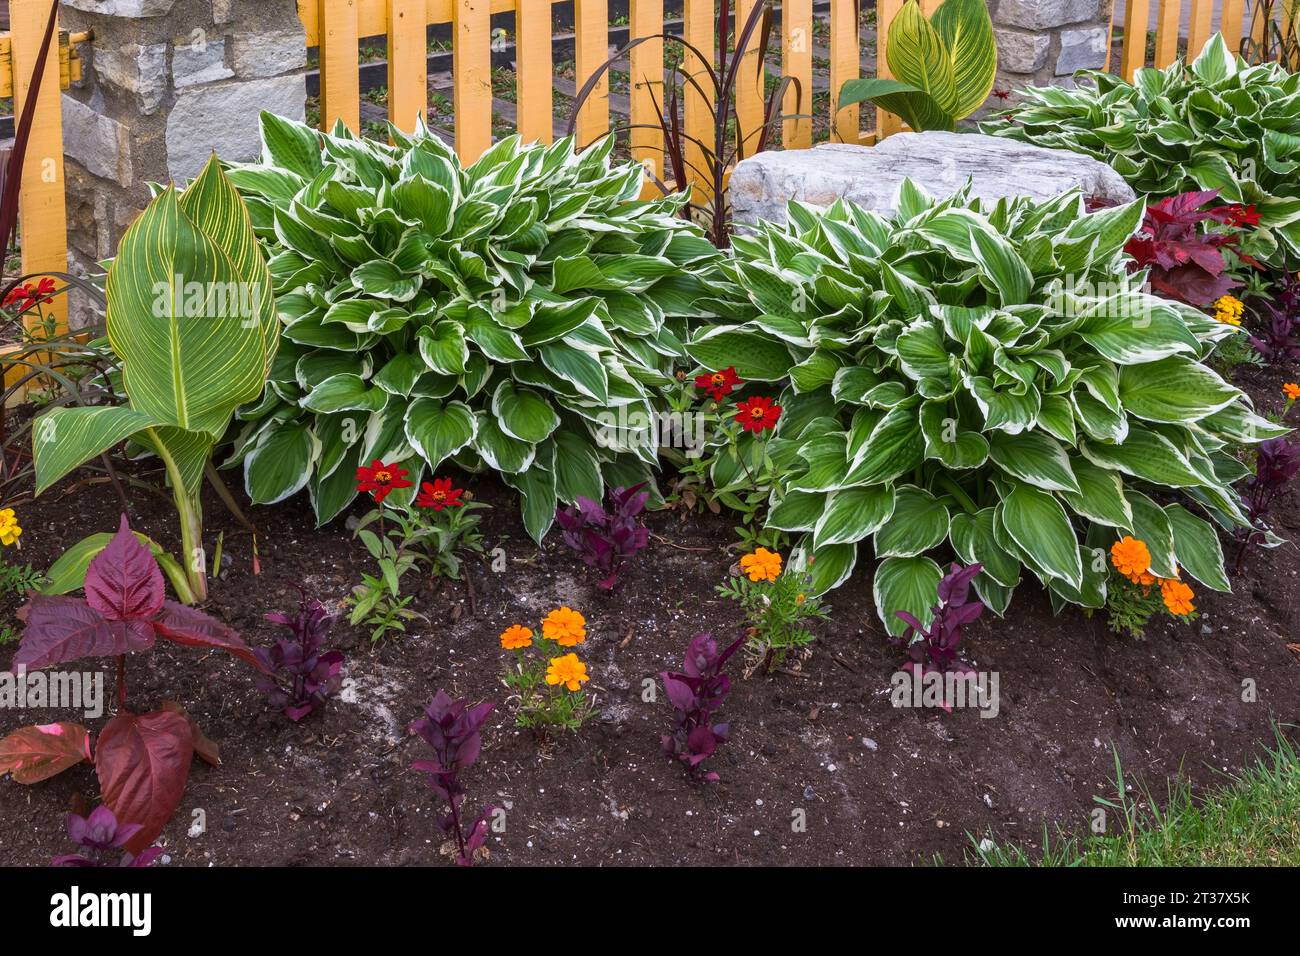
<box><xmin>736</xmin><ymin>396</ymin><xmax>781</xmax><ymax>434</ymax></box>
<box><xmin>34</xmin><ymin>278</ymin><xmax>56</xmax><ymax>303</ymax></box>
<box><xmin>3</xmin><ymin>283</ymin><xmax>32</xmax><ymax>309</ymax></box>
<box><xmin>355</xmin><ymin>459</ymin><xmax>411</xmax><ymax>503</ymax></box>
<box><xmin>694</xmin><ymin>366</ymin><xmax>742</xmax><ymax>402</ymax></box>
<box><xmin>415</xmin><ymin>477</ymin><xmax>464</xmax><ymax>511</ymax></box>
<box><xmin>1228</xmin><ymin>203</ymin><xmax>1261</xmax><ymax>228</ymax></box>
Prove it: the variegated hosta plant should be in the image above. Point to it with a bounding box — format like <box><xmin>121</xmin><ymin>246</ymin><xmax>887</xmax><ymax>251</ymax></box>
<box><xmin>225</xmin><ymin>114</ymin><xmax>725</xmax><ymax>540</ymax></box>
<box><xmin>982</xmin><ymin>34</ymin><xmax>1300</xmax><ymax>262</ymax></box>
<box><xmin>696</xmin><ymin>185</ymin><xmax>1285</xmax><ymax>634</ymax></box>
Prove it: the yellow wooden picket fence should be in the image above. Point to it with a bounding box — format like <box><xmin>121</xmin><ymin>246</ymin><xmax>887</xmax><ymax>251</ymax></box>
<box><xmin>1110</xmin><ymin>0</ymin><xmax>1293</xmax><ymax>79</ymax></box>
<box><xmin>299</xmin><ymin>0</ymin><xmax>949</xmax><ymax>186</ymax></box>
<box><xmin>1</xmin><ymin>0</ymin><xmax>84</xmax><ymax>397</ymax></box>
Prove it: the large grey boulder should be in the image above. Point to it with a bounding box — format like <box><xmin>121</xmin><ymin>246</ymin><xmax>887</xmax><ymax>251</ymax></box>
<box><xmin>730</xmin><ymin>131</ymin><xmax>1135</xmax><ymax>228</ymax></box>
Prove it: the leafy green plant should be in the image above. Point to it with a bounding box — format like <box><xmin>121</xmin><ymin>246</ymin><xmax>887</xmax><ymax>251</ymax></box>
<box><xmin>28</xmin><ymin>157</ymin><xmax>277</xmax><ymax>602</ymax></box>
<box><xmin>982</xmin><ymin>34</ymin><xmax>1300</xmax><ymax>263</ymax></box>
<box><xmin>838</xmin><ymin>0</ymin><xmax>997</xmax><ymax>132</ymax></box>
<box><xmin>224</xmin><ymin>114</ymin><xmax>727</xmax><ymax>542</ymax></box>
<box><xmin>717</xmin><ymin>547</ymin><xmax>828</xmax><ymax>672</ymax></box>
<box><xmin>697</xmin><ymin>185</ymin><xmax>1280</xmax><ymax>632</ymax></box>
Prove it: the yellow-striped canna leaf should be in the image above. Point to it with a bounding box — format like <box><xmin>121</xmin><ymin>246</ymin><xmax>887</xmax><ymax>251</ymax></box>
<box><xmin>886</xmin><ymin>0</ymin><xmax>958</xmax><ymax>119</ymax></box>
<box><xmin>931</xmin><ymin>0</ymin><xmax>998</xmax><ymax>121</ymax></box>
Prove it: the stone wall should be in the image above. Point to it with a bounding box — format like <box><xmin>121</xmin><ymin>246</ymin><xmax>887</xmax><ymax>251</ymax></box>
<box><xmin>990</xmin><ymin>0</ymin><xmax>1116</xmax><ymax>92</ymax></box>
<box><xmin>58</xmin><ymin>0</ymin><xmax>306</xmax><ymax>317</ymax></box>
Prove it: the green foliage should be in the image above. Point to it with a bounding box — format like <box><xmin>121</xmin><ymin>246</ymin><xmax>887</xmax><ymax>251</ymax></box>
<box><xmin>969</xmin><ymin>730</ymin><xmax>1300</xmax><ymax>866</ymax></box>
<box><xmin>838</xmin><ymin>0</ymin><xmax>997</xmax><ymax>131</ymax></box>
<box><xmin>226</xmin><ymin>113</ymin><xmax>728</xmax><ymax>541</ymax></box>
<box><xmin>717</xmin><ymin>560</ymin><xmax>829</xmax><ymax>672</ymax></box>
<box><xmin>982</xmin><ymin>34</ymin><xmax>1300</xmax><ymax>263</ymax></box>
<box><xmin>703</xmin><ymin>185</ymin><xmax>1273</xmax><ymax>631</ymax></box>
<box><xmin>29</xmin><ymin>156</ymin><xmax>276</xmax><ymax>602</ymax></box>
<box><xmin>0</xmin><ymin>558</ymin><xmax>44</xmax><ymax>598</ymax></box>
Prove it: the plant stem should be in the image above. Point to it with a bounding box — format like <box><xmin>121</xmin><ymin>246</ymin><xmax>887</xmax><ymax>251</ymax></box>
<box><xmin>145</xmin><ymin>428</ymin><xmax>208</xmax><ymax>602</ymax></box>
<box><xmin>935</xmin><ymin>474</ymin><xmax>979</xmax><ymax>515</ymax></box>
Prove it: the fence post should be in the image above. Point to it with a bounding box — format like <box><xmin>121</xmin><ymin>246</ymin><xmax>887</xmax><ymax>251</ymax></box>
<box><xmin>10</xmin><ymin>0</ymin><xmax>68</xmax><ymax>336</ymax></box>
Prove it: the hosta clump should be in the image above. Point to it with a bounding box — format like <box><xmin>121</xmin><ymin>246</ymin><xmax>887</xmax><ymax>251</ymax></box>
<box><xmin>982</xmin><ymin>34</ymin><xmax>1300</xmax><ymax>262</ymax></box>
<box><xmin>224</xmin><ymin>114</ymin><xmax>726</xmax><ymax>541</ymax></box>
<box><xmin>698</xmin><ymin>184</ymin><xmax>1282</xmax><ymax>632</ymax></box>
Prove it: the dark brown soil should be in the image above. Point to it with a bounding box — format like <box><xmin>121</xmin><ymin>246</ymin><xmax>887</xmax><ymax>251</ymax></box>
<box><xmin>1</xmin><ymin>363</ymin><xmax>1298</xmax><ymax>867</ymax></box>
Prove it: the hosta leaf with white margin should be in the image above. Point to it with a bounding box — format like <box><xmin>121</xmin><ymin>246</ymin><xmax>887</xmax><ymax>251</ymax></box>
<box><xmin>720</xmin><ymin>187</ymin><xmax>1262</xmax><ymax>621</ymax></box>
<box><xmin>983</xmin><ymin>33</ymin><xmax>1300</xmax><ymax>263</ymax></box>
<box><xmin>1165</xmin><ymin>502</ymin><xmax>1231</xmax><ymax>592</ymax></box>
<box><xmin>813</xmin><ymin>486</ymin><xmax>896</xmax><ymax>548</ymax></box>
<box><xmin>228</xmin><ymin>114</ymin><xmax>726</xmax><ymax>534</ymax></box>
<box><xmin>873</xmin><ymin>555</ymin><xmax>945</xmax><ymax>636</ymax></box>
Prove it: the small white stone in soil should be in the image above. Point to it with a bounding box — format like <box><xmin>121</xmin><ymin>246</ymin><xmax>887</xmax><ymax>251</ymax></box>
<box><xmin>755</xmin><ymin>799</ymin><xmax>763</xmax><ymax>806</ymax></box>
<box><xmin>862</xmin><ymin>737</ymin><xmax>878</xmax><ymax>751</ymax></box>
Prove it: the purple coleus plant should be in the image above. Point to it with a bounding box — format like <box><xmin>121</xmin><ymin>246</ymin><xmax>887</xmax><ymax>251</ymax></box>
<box><xmin>891</xmin><ymin>563</ymin><xmax>985</xmax><ymax>713</ymax></box>
<box><xmin>51</xmin><ymin>805</ymin><xmax>163</xmax><ymax>868</ymax></box>
<box><xmin>409</xmin><ymin>690</ymin><xmax>497</xmax><ymax>866</ymax></box>
<box><xmin>1235</xmin><ymin>438</ymin><xmax>1300</xmax><ymax>569</ymax></box>
<box><xmin>660</xmin><ymin>632</ymin><xmax>745</xmax><ymax>783</ymax></box>
<box><xmin>254</xmin><ymin>584</ymin><xmax>344</xmax><ymax>722</ymax></box>
<box><xmin>554</xmin><ymin>483</ymin><xmax>651</xmax><ymax>590</ymax></box>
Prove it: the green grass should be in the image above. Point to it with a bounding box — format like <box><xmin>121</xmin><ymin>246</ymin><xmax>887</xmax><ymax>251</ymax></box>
<box><xmin>967</xmin><ymin>729</ymin><xmax>1300</xmax><ymax>866</ymax></box>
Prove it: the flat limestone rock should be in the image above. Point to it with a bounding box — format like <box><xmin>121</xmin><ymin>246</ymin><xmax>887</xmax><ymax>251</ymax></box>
<box><xmin>729</xmin><ymin>131</ymin><xmax>1136</xmax><ymax>228</ymax></box>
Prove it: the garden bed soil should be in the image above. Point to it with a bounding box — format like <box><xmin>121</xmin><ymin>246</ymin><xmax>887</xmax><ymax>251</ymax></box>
<box><xmin>0</xmin><ymin>370</ymin><xmax>1298</xmax><ymax>867</ymax></box>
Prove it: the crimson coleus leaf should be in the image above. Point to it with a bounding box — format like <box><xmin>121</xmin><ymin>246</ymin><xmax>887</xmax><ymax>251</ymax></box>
<box><xmin>95</xmin><ymin>710</ymin><xmax>194</xmax><ymax>855</ymax></box>
<box><xmin>154</xmin><ymin>601</ymin><xmax>269</xmax><ymax>672</ymax></box>
<box><xmin>84</xmin><ymin>514</ymin><xmax>164</xmax><ymax>622</ymax></box>
<box><xmin>12</xmin><ymin>596</ymin><xmax>154</xmax><ymax>670</ymax></box>
<box><xmin>0</xmin><ymin>721</ymin><xmax>92</xmax><ymax>783</ymax></box>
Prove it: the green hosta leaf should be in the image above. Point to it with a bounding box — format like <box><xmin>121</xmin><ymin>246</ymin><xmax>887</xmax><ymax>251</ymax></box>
<box><xmin>245</xmin><ymin>420</ymin><xmax>320</xmax><ymax>505</ymax></box>
<box><xmin>767</xmin><ymin>490</ymin><xmax>829</xmax><ymax>532</ymax></box>
<box><xmin>1165</xmin><ymin>502</ymin><xmax>1231</xmax><ymax>592</ymax></box>
<box><xmin>1080</xmin><ymin>427</ymin><xmax>1205</xmax><ymax>488</ymax></box>
<box><xmin>949</xmin><ymin>507</ymin><xmax>1020</xmax><ymax>587</ymax></box>
<box><xmin>472</xmin><ymin>412</ymin><xmax>535</xmax><ymax>473</ymax></box>
<box><xmin>795</xmin><ymin>541</ymin><xmax>858</xmax><ymax>595</ymax></box>
<box><xmin>998</xmin><ymin>483</ymin><xmax>1082</xmax><ymax>587</ymax></box>
<box><xmin>301</xmin><ymin>373</ymin><xmax>388</xmax><ymax>414</ymax></box>
<box><xmin>987</xmin><ymin>431</ymin><xmax>1080</xmax><ymax>494</ymax></box>
<box><xmin>417</xmin><ymin>321</ymin><xmax>469</xmax><ymax>375</ymax></box>
<box><xmin>1118</xmin><ymin>357</ymin><xmax>1240</xmax><ymax>423</ymax></box>
<box><xmin>552</xmin><ymin>430</ymin><xmax>603</xmax><ymax>505</ymax></box>
<box><xmin>846</xmin><ymin>406</ymin><xmax>925</xmax><ymax>485</ymax></box>
<box><xmin>1127</xmin><ymin>489</ymin><xmax>1178</xmax><ymax>579</ymax></box>
<box><xmin>873</xmin><ymin>555</ymin><xmax>944</xmax><ymax>636</ymax></box>
<box><xmin>685</xmin><ymin>326</ymin><xmax>794</xmax><ymax>382</ymax></box>
<box><xmin>492</xmin><ymin>380</ymin><xmax>560</xmax><ymax>443</ymax></box>
<box><xmin>1075</xmin><ymin>302</ymin><xmax>1200</xmax><ymax>364</ymax></box>
<box><xmin>1059</xmin><ymin>457</ymin><xmax>1133</xmax><ymax>530</ymax></box>
<box><xmin>1047</xmin><ymin>545</ymin><xmax>1109</xmax><ymax>610</ymax></box>
<box><xmin>403</xmin><ymin>399</ymin><xmax>476</xmax><ymax>469</ymax></box>
<box><xmin>539</xmin><ymin>343</ymin><xmax>608</xmax><ymax>402</ymax></box>
<box><xmin>874</xmin><ymin>485</ymin><xmax>949</xmax><ymax>557</ymax></box>
<box><xmin>503</xmin><ymin>460</ymin><xmax>557</xmax><ymax>544</ymax></box>
<box><xmin>813</xmin><ymin>485</ymin><xmax>896</xmax><ymax>548</ymax></box>
<box><xmin>351</xmin><ymin>260</ymin><xmax>421</xmax><ymax>302</ymax></box>
<box><xmin>259</xmin><ymin>111</ymin><xmax>324</xmax><ymax>179</ymax></box>
<box><xmin>920</xmin><ymin>401</ymin><xmax>989</xmax><ymax>468</ymax></box>
<box><xmin>970</xmin><ymin>227</ymin><xmax>1033</xmax><ymax>305</ymax></box>
<box><xmin>789</xmin><ymin>432</ymin><xmax>851</xmax><ymax>493</ymax></box>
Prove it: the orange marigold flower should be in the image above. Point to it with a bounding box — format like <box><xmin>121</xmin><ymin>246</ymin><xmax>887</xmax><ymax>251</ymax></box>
<box><xmin>739</xmin><ymin>547</ymin><xmax>782</xmax><ymax>583</ymax></box>
<box><xmin>1110</xmin><ymin>536</ymin><xmax>1151</xmax><ymax>583</ymax></box>
<box><xmin>1284</xmin><ymin>383</ymin><xmax>1300</xmax><ymax>401</ymax></box>
<box><xmin>542</xmin><ymin>607</ymin><xmax>586</xmax><ymax>646</ymax></box>
<box><xmin>499</xmin><ymin>624</ymin><xmax>533</xmax><ymax>650</ymax></box>
<box><xmin>545</xmin><ymin>653</ymin><xmax>590</xmax><ymax>692</ymax></box>
<box><xmin>1159</xmin><ymin>577</ymin><xmax>1196</xmax><ymax>616</ymax></box>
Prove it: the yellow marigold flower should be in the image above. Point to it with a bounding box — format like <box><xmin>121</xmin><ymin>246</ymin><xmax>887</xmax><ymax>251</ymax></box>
<box><xmin>542</xmin><ymin>607</ymin><xmax>586</xmax><ymax>646</ymax></box>
<box><xmin>1212</xmin><ymin>294</ymin><xmax>1244</xmax><ymax>326</ymax></box>
<box><xmin>1110</xmin><ymin>536</ymin><xmax>1151</xmax><ymax>583</ymax></box>
<box><xmin>0</xmin><ymin>508</ymin><xmax>21</xmax><ymax>547</ymax></box>
<box><xmin>545</xmin><ymin>653</ymin><xmax>590</xmax><ymax>692</ymax></box>
<box><xmin>739</xmin><ymin>547</ymin><xmax>782</xmax><ymax>583</ymax></box>
<box><xmin>795</xmin><ymin>593</ymin><xmax>806</xmax><ymax>605</ymax></box>
<box><xmin>499</xmin><ymin>624</ymin><xmax>533</xmax><ymax>650</ymax></box>
<box><xmin>1284</xmin><ymin>383</ymin><xmax>1300</xmax><ymax>401</ymax></box>
<box><xmin>1159</xmin><ymin>577</ymin><xmax>1195</xmax><ymax>617</ymax></box>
